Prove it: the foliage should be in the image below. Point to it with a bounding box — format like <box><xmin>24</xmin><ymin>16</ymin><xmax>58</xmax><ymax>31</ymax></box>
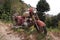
<box><xmin>37</xmin><ymin>0</ymin><xmax>50</xmax><ymax>12</ymax></box>
<box><xmin>57</xmin><ymin>13</ymin><xmax>60</xmax><ymax>21</ymax></box>
<box><xmin>45</xmin><ymin>12</ymin><xmax>60</xmax><ymax>28</ymax></box>
<box><xmin>0</xmin><ymin>0</ymin><xmax>28</xmax><ymax>22</ymax></box>
<box><xmin>58</xmin><ymin>21</ymin><xmax>60</xmax><ymax>29</ymax></box>
<box><xmin>45</xmin><ymin>16</ymin><xmax>52</xmax><ymax>28</ymax></box>
<box><xmin>36</xmin><ymin>0</ymin><xmax>50</xmax><ymax>22</ymax></box>
<box><xmin>37</xmin><ymin>11</ymin><xmax>46</xmax><ymax>22</ymax></box>
<box><xmin>2</xmin><ymin>0</ymin><xmax>11</xmax><ymax>21</ymax></box>
<box><xmin>51</xmin><ymin>16</ymin><xmax>58</xmax><ymax>28</ymax></box>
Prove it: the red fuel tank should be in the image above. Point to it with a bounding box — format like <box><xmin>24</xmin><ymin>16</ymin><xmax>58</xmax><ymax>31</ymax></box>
<box><xmin>36</xmin><ymin>20</ymin><xmax>46</xmax><ymax>27</ymax></box>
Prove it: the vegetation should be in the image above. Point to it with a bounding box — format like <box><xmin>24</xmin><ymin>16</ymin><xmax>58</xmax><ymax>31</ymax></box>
<box><xmin>0</xmin><ymin>0</ymin><xmax>60</xmax><ymax>40</ymax></box>
<box><xmin>0</xmin><ymin>0</ymin><xmax>28</xmax><ymax>22</ymax></box>
<box><xmin>36</xmin><ymin>0</ymin><xmax>50</xmax><ymax>22</ymax></box>
<box><xmin>45</xmin><ymin>13</ymin><xmax>60</xmax><ymax>29</ymax></box>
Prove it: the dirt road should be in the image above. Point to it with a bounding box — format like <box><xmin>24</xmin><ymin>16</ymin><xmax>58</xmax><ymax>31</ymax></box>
<box><xmin>47</xmin><ymin>32</ymin><xmax>60</xmax><ymax>40</ymax></box>
<box><xmin>0</xmin><ymin>22</ymin><xmax>22</xmax><ymax>40</ymax></box>
<box><xmin>0</xmin><ymin>21</ymin><xmax>60</xmax><ymax>40</ymax></box>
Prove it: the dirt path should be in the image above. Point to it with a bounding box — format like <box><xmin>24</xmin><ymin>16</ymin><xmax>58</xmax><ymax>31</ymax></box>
<box><xmin>0</xmin><ymin>22</ymin><xmax>38</xmax><ymax>40</ymax></box>
<box><xmin>0</xmin><ymin>21</ymin><xmax>60</xmax><ymax>40</ymax></box>
<box><xmin>0</xmin><ymin>22</ymin><xmax>22</xmax><ymax>40</ymax></box>
<box><xmin>47</xmin><ymin>32</ymin><xmax>60</xmax><ymax>40</ymax></box>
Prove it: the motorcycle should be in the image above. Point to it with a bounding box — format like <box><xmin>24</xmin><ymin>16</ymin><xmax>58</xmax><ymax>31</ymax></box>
<box><xmin>12</xmin><ymin>10</ymin><xmax>47</xmax><ymax>35</ymax></box>
<box><xmin>30</xmin><ymin>12</ymin><xmax>47</xmax><ymax>35</ymax></box>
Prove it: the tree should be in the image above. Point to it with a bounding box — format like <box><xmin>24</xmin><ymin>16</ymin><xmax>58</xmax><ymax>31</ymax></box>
<box><xmin>36</xmin><ymin>0</ymin><xmax>50</xmax><ymax>22</ymax></box>
<box><xmin>37</xmin><ymin>11</ymin><xmax>45</xmax><ymax>21</ymax></box>
<box><xmin>51</xmin><ymin>16</ymin><xmax>58</xmax><ymax>28</ymax></box>
<box><xmin>58</xmin><ymin>21</ymin><xmax>60</xmax><ymax>29</ymax></box>
<box><xmin>45</xmin><ymin>17</ymin><xmax>52</xmax><ymax>28</ymax></box>
<box><xmin>57</xmin><ymin>13</ymin><xmax>60</xmax><ymax>21</ymax></box>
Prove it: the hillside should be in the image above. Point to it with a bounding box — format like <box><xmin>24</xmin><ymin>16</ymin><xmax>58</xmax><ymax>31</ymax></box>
<box><xmin>0</xmin><ymin>21</ymin><xmax>60</xmax><ymax>40</ymax></box>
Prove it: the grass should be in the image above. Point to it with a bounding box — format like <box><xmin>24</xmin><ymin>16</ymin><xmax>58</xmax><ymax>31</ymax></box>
<box><xmin>37</xmin><ymin>33</ymin><xmax>46</xmax><ymax>40</ymax></box>
<box><xmin>47</xmin><ymin>27</ymin><xmax>60</xmax><ymax>33</ymax></box>
<box><xmin>12</xmin><ymin>25</ymin><xmax>37</xmax><ymax>34</ymax></box>
<box><xmin>12</xmin><ymin>26</ymin><xmax>48</xmax><ymax>40</ymax></box>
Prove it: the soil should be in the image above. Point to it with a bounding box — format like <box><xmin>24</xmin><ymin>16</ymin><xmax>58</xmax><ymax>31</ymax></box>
<box><xmin>0</xmin><ymin>21</ymin><xmax>60</xmax><ymax>40</ymax></box>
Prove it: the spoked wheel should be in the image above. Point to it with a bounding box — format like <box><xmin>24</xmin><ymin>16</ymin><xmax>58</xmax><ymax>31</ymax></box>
<box><xmin>43</xmin><ymin>27</ymin><xmax>47</xmax><ymax>35</ymax></box>
<box><xmin>34</xmin><ymin>25</ymin><xmax>47</xmax><ymax>35</ymax></box>
<box><xmin>40</xmin><ymin>27</ymin><xmax>47</xmax><ymax>35</ymax></box>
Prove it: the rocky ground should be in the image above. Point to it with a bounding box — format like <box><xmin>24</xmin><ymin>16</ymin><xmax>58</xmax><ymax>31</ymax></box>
<box><xmin>0</xmin><ymin>21</ymin><xmax>60</xmax><ymax>40</ymax></box>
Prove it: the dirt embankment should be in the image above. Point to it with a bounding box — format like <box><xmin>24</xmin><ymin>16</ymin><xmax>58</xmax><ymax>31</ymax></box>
<box><xmin>0</xmin><ymin>21</ymin><xmax>60</xmax><ymax>40</ymax></box>
<box><xmin>0</xmin><ymin>22</ymin><xmax>38</xmax><ymax>40</ymax></box>
<box><xmin>0</xmin><ymin>22</ymin><xmax>22</xmax><ymax>40</ymax></box>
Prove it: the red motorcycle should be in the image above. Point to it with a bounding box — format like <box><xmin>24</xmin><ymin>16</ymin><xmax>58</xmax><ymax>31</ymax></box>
<box><xmin>12</xmin><ymin>7</ymin><xmax>47</xmax><ymax>34</ymax></box>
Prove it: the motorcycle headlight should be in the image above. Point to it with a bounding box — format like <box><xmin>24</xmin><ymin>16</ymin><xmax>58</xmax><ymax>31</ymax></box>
<box><xmin>33</xmin><ymin>9</ymin><xmax>37</xmax><ymax>13</ymax></box>
<box><xmin>34</xmin><ymin>10</ymin><xmax>37</xmax><ymax>13</ymax></box>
